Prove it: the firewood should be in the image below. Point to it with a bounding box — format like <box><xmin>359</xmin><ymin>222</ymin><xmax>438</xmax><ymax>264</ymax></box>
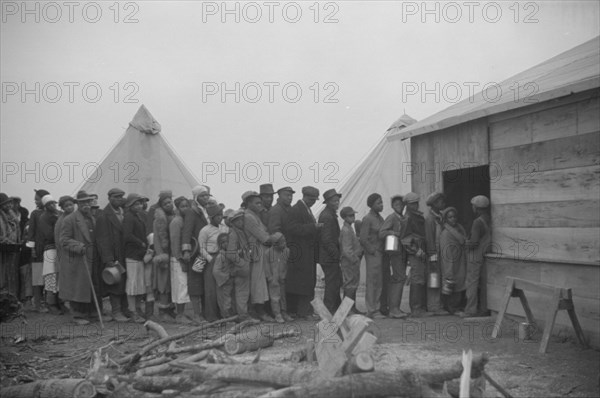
<box><xmin>2</xmin><ymin>379</ymin><xmax>96</xmax><ymax>398</ymax></box>
<box><xmin>144</xmin><ymin>320</ymin><xmax>176</xmax><ymax>351</ymax></box>
<box><xmin>224</xmin><ymin>334</ymin><xmax>274</xmax><ymax>355</ymax></box>
<box><xmin>165</xmin><ymin>319</ymin><xmax>256</xmax><ymax>355</ymax></box>
<box><xmin>289</xmin><ymin>347</ymin><xmax>307</xmax><ymax>363</ymax></box>
<box><xmin>130</xmin><ymin>375</ymin><xmax>194</xmax><ymax>393</ymax></box>
<box><xmin>207</xmin><ymin>349</ymin><xmax>239</xmax><ymax>364</ymax></box>
<box><xmin>305</xmin><ymin>339</ymin><xmax>316</xmax><ymax>362</ymax></box>
<box><xmin>183</xmin><ymin>385</ymin><xmax>276</xmax><ymax>398</ymax></box>
<box><xmin>482</xmin><ymin>371</ymin><xmax>514</xmax><ymax>398</ymax></box>
<box><xmin>135</xmin><ymin>363</ymin><xmax>171</xmax><ymax>377</ymax></box>
<box><xmin>343</xmin><ymin>352</ymin><xmax>374</xmax><ymax>375</ymax></box>
<box><xmin>181</xmin><ymin>350</ymin><xmax>210</xmax><ymax>363</ymax></box>
<box><xmin>210</xmin><ymin>363</ymin><xmax>322</xmax><ymax>387</ymax></box>
<box><xmin>138</xmin><ymin>355</ymin><xmax>172</xmax><ymax>369</ymax></box>
<box><xmin>120</xmin><ymin>316</ymin><xmax>237</xmax><ymax>369</ymax></box>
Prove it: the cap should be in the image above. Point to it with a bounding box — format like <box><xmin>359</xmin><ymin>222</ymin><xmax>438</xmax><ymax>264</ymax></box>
<box><xmin>322</xmin><ymin>189</ymin><xmax>342</xmax><ymax>203</ymax></box>
<box><xmin>58</xmin><ymin>195</ymin><xmax>76</xmax><ymax>208</ymax></box>
<box><xmin>206</xmin><ymin>202</ymin><xmax>223</xmax><ymax>218</ymax></box>
<box><xmin>277</xmin><ymin>186</ymin><xmax>296</xmax><ymax>194</ymax></box>
<box><xmin>230</xmin><ymin>209</ymin><xmax>245</xmax><ymax>222</ymax></box>
<box><xmin>403</xmin><ymin>192</ymin><xmax>420</xmax><ymax>204</ymax></box>
<box><xmin>75</xmin><ymin>190</ymin><xmax>95</xmax><ymax>203</ymax></box>
<box><xmin>107</xmin><ymin>188</ymin><xmax>126</xmax><ymax>197</ymax></box>
<box><xmin>223</xmin><ymin>208</ymin><xmax>235</xmax><ymax>218</ymax></box>
<box><xmin>471</xmin><ymin>195</ymin><xmax>490</xmax><ymax>208</ymax></box>
<box><xmin>301</xmin><ymin>186</ymin><xmax>319</xmax><ymax>198</ymax></box>
<box><xmin>41</xmin><ymin>194</ymin><xmax>57</xmax><ymax>206</ymax></box>
<box><xmin>425</xmin><ymin>192</ymin><xmax>445</xmax><ymax>206</ymax></box>
<box><xmin>340</xmin><ymin>206</ymin><xmax>358</xmax><ymax>218</ymax></box>
<box><xmin>242</xmin><ymin>191</ymin><xmax>261</xmax><ymax>203</ymax></box>
<box><xmin>125</xmin><ymin>193</ymin><xmax>145</xmax><ymax>208</ymax></box>
<box><xmin>192</xmin><ymin>185</ymin><xmax>209</xmax><ymax>198</ymax></box>
<box><xmin>259</xmin><ymin>184</ymin><xmax>275</xmax><ymax>195</ymax></box>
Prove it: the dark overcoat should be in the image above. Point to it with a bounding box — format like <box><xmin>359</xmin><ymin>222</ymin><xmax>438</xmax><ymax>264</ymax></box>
<box><xmin>285</xmin><ymin>200</ymin><xmax>319</xmax><ymax>296</ymax></box>
<box><xmin>95</xmin><ymin>205</ymin><xmax>126</xmax><ymax>295</ymax></box>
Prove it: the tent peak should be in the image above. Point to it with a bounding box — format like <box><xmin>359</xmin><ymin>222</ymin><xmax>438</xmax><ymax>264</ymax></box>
<box><xmin>130</xmin><ymin>104</ymin><xmax>162</xmax><ymax>135</ymax></box>
<box><xmin>387</xmin><ymin>113</ymin><xmax>417</xmax><ymax>131</ymax></box>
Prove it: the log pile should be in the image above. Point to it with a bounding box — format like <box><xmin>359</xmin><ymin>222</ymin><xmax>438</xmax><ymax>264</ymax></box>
<box><xmin>2</xmin><ymin>298</ymin><xmax>513</xmax><ymax>398</ymax></box>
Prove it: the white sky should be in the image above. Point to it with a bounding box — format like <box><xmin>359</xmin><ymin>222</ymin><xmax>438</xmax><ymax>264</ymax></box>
<box><xmin>1</xmin><ymin>1</ymin><xmax>599</xmax><ymax>209</ymax></box>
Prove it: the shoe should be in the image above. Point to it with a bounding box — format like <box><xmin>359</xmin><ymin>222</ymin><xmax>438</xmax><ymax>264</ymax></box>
<box><xmin>112</xmin><ymin>312</ymin><xmax>130</xmax><ymax>322</ymax></box>
<box><xmin>73</xmin><ymin>317</ymin><xmax>90</xmax><ymax>326</ymax></box>
<box><xmin>367</xmin><ymin>311</ymin><xmax>386</xmax><ymax>319</ymax></box>
<box><xmin>258</xmin><ymin>313</ymin><xmax>275</xmax><ymax>322</ymax></box>
<box><xmin>157</xmin><ymin>309</ymin><xmax>174</xmax><ymax>323</ymax></box>
<box><xmin>433</xmin><ymin>310</ymin><xmax>450</xmax><ymax>316</ymax></box>
<box><xmin>410</xmin><ymin>310</ymin><xmax>433</xmax><ymax>318</ymax></box>
<box><xmin>48</xmin><ymin>306</ymin><xmax>63</xmax><ymax>315</ymax></box>
<box><xmin>298</xmin><ymin>314</ymin><xmax>319</xmax><ymax>322</ymax></box>
<box><xmin>130</xmin><ymin>312</ymin><xmax>146</xmax><ymax>323</ymax></box>
<box><xmin>122</xmin><ymin>308</ymin><xmax>134</xmax><ymax>319</ymax></box>
<box><xmin>281</xmin><ymin>312</ymin><xmax>294</xmax><ymax>322</ymax></box>
<box><xmin>191</xmin><ymin>314</ymin><xmax>206</xmax><ymax>324</ymax></box>
<box><xmin>176</xmin><ymin>314</ymin><xmax>192</xmax><ymax>325</ymax></box>
<box><xmin>274</xmin><ymin>314</ymin><xmax>285</xmax><ymax>324</ymax></box>
<box><xmin>389</xmin><ymin>310</ymin><xmax>407</xmax><ymax>319</ymax></box>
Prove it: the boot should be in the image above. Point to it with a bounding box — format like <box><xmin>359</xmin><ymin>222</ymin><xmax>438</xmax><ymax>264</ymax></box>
<box><xmin>409</xmin><ymin>284</ymin><xmax>425</xmax><ymax>317</ymax></box>
<box><xmin>270</xmin><ymin>300</ymin><xmax>284</xmax><ymax>323</ymax></box>
<box><xmin>388</xmin><ymin>283</ymin><xmax>406</xmax><ymax>318</ymax></box>
<box><xmin>110</xmin><ymin>295</ymin><xmax>129</xmax><ymax>322</ymax></box>
<box><xmin>120</xmin><ymin>295</ymin><xmax>133</xmax><ymax>318</ymax></box>
<box><xmin>145</xmin><ymin>301</ymin><xmax>155</xmax><ymax>320</ymax></box>
<box><xmin>45</xmin><ymin>291</ymin><xmax>62</xmax><ymax>315</ymax></box>
<box><xmin>33</xmin><ymin>286</ymin><xmax>48</xmax><ymax>313</ymax></box>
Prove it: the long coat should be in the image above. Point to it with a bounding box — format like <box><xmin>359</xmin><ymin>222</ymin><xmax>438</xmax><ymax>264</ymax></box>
<box><xmin>181</xmin><ymin>203</ymin><xmax>208</xmax><ymax>296</ymax></box>
<box><xmin>285</xmin><ymin>200</ymin><xmax>319</xmax><ymax>296</ymax></box>
<box><xmin>95</xmin><ymin>205</ymin><xmax>126</xmax><ymax>295</ymax></box>
<box><xmin>318</xmin><ymin>206</ymin><xmax>340</xmax><ymax>264</ymax></box>
<box><xmin>58</xmin><ymin>210</ymin><xmax>97</xmax><ymax>303</ymax></box>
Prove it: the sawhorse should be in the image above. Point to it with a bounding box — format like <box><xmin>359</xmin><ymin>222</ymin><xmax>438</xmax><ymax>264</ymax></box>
<box><xmin>492</xmin><ymin>277</ymin><xmax>588</xmax><ymax>353</ymax></box>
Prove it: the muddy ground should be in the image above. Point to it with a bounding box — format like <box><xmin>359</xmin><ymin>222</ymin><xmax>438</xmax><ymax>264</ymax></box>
<box><xmin>1</xmin><ymin>287</ymin><xmax>598</xmax><ymax>397</ymax></box>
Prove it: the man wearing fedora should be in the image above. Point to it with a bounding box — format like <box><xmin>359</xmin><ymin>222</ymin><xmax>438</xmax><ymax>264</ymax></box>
<box><xmin>95</xmin><ymin>188</ymin><xmax>130</xmax><ymax>322</ymax></box>
<box><xmin>259</xmin><ymin>183</ymin><xmax>275</xmax><ymax>226</ymax></box>
<box><xmin>286</xmin><ymin>186</ymin><xmax>322</xmax><ymax>320</ymax></box>
<box><xmin>58</xmin><ymin>190</ymin><xmax>104</xmax><ymax>325</ymax></box>
<box><xmin>267</xmin><ymin>186</ymin><xmax>296</xmax><ymax>322</ymax></box>
<box><xmin>318</xmin><ymin>188</ymin><xmax>343</xmax><ymax>314</ymax></box>
<box><xmin>425</xmin><ymin>191</ymin><xmax>447</xmax><ymax>315</ymax></box>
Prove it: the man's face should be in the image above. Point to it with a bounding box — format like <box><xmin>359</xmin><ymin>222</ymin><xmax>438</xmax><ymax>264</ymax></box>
<box><xmin>1</xmin><ymin>202</ymin><xmax>13</xmax><ymax>213</ymax></box>
<box><xmin>247</xmin><ymin>197</ymin><xmax>264</xmax><ymax>213</ymax></box>
<box><xmin>178</xmin><ymin>200</ymin><xmax>190</xmax><ymax>212</ymax></box>
<box><xmin>407</xmin><ymin>202</ymin><xmax>419</xmax><ymax>212</ymax></box>
<box><xmin>304</xmin><ymin>195</ymin><xmax>318</xmax><ymax>208</ymax></box>
<box><xmin>45</xmin><ymin>202</ymin><xmax>57</xmax><ymax>212</ymax></box>
<box><xmin>447</xmin><ymin>210</ymin><xmax>458</xmax><ymax>226</ymax></box>
<box><xmin>161</xmin><ymin>198</ymin><xmax>174</xmax><ymax>213</ymax></box>
<box><xmin>232</xmin><ymin>217</ymin><xmax>244</xmax><ymax>229</ymax></box>
<box><xmin>131</xmin><ymin>201</ymin><xmax>143</xmax><ymax>213</ymax></box>
<box><xmin>211</xmin><ymin>214</ymin><xmax>223</xmax><ymax>226</ymax></box>
<box><xmin>278</xmin><ymin>191</ymin><xmax>293</xmax><ymax>206</ymax></box>
<box><xmin>34</xmin><ymin>194</ymin><xmax>42</xmax><ymax>208</ymax></box>
<box><xmin>62</xmin><ymin>201</ymin><xmax>75</xmax><ymax>214</ymax></box>
<box><xmin>78</xmin><ymin>199</ymin><xmax>93</xmax><ymax>215</ymax></box>
<box><xmin>327</xmin><ymin>196</ymin><xmax>340</xmax><ymax>211</ymax></box>
<box><xmin>109</xmin><ymin>194</ymin><xmax>125</xmax><ymax>209</ymax></box>
<box><xmin>344</xmin><ymin>214</ymin><xmax>355</xmax><ymax>224</ymax></box>
<box><xmin>433</xmin><ymin>197</ymin><xmax>446</xmax><ymax>211</ymax></box>
<box><xmin>372</xmin><ymin>198</ymin><xmax>384</xmax><ymax>213</ymax></box>
<box><xmin>260</xmin><ymin>194</ymin><xmax>274</xmax><ymax>209</ymax></box>
<box><xmin>392</xmin><ymin>199</ymin><xmax>404</xmax><ymax>215</ymax></box>
<box><xmin>197</xmin><ymin>192</ymin><xmax>210</xmax><ymax>207</ymax></box>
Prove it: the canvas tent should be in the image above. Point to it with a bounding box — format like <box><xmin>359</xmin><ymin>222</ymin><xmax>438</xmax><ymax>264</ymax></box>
<box><xmin>76</xmin><ymin>105</ymin><xmax>200</xmax><ymax>205</ymax></box>
<box><xmin>315</xmin><ymin>114</ymin><xmax>416</xmax><ymax>219</ymax></box>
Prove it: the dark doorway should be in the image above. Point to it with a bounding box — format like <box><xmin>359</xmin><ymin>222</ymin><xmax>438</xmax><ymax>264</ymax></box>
<box><xmin>443</xmin><ymin>165</ymin><xmax>490</xmax><ymax>233</ymax></box>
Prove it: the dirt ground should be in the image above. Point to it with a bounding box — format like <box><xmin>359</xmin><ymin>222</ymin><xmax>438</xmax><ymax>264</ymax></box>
<box><xmin>1</xmin><ymin>288</ymin><xmax>598</xmax><ymax>397</ymax></box>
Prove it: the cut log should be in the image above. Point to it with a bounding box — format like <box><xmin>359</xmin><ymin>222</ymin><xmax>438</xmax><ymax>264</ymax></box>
<box><xmin>343</xmin><ymin>352</ymin><xmax>374</xmax><ymax>375</ymax></box>
<box><xmin>289</xmin><ymin>348</ymin><xmax>307</xmax><ymax>363</ymax></box>
<box><xmin>184</xmin><ymin>385</ymin><xmax>276</xmax><ymax>398</ymax></box>
<box><xmin>166</xmin><ymin>339</ymin><xmax>224</xmax><ymax>355</ymax></box>
<box><xmin>129</xmin><ymin>375</ymin><xmax>194</xmax><ymax>393</ymax></box>
<box><xmin>138</xmin><ymin>355</ymin><xmax>172</xmax><ymax>369</ymax></box>
<box><xmin>207</xmin><ymin>349</ymin><xmax>239</xmax><ymax>364</ymax></box>
<box><xmin>181</xmin><ymin>350</ymin><xmax>210</xmax><ymax>363</ymax></box>
<box><xmin>224</xmin><ymin>334</ymin><xmax>274</xmax><ymax>355</ymax></box>
<box><xmin>135</xmin><ymin>363</ymin><xmax>170</xmax><ymax>377</ymax></box>
<box><xmin>350</xmin><ymin>332</ymin><xmax>377</xmax><ymax>356</ymax></box>
<box><xmin>340</xmin><ymin>317</ymin><xmax>370</xmax><ymax>356</ymax></box>
<box><xmin>204</xmin><ymin>363</ymin><xmax>323</xmax><ymax>387</ymax></box>
<box><xmin>144</xmin><ymin>320</ymin><xmax>176</xmax><ymax>351</ymax></box>
<box><xmin>305</xmin><ymin>339</ymin><xmax>315</xmax><ymax>362</ymax></box>
<box><xmin>120</xmin><ymin>316</ymin><xmax>237</xmax><ymax>368</ymax></box>
<box><xmin>2</xmin><ymin>379</ymin><xmax>96</xmax><ymax>398</ymax></box>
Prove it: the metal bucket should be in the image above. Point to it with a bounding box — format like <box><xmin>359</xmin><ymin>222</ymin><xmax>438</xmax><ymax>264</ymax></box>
<box><xmin>428</xmin><ymin>272</ymin><xmax>440</xmax><ymax>288</ymax></box>
<box><xmin>385</xmin><ymin>235</ymin><xmax>399</xmax><ymax>252</ymax></box>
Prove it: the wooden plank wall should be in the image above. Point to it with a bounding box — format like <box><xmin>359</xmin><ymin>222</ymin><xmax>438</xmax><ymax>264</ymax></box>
<box><xmin>411</xmin><ymin>118</ymin><xmax>488</xmax><ymax>210</ymax></box>
<box><xmin>489</xmin><ymin>91</ymin><xmax>600</xmax><ymax>265</ymax></box>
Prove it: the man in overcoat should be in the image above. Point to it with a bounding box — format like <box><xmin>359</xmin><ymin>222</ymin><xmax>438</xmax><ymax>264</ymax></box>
<box><xmin>318</xmin><ymin>188</ymin><xmax>343</xmax><ymax>314</ymax></box>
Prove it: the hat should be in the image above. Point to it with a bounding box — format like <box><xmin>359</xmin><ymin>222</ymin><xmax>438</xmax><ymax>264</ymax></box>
<box><xmin>403</xmin><ymin>192</ymin><xmax>420</xmax><ymax>204</ymax></box>
<box><xmin>107</xmin><ymin>188</ymin><xmax>125</xmax><ymax>197</ymax></box>
<box><xmin>34</xmin><ymin>189</ymin><xmax>50</xmax><ymax>198</ymax></box>
<box><xmin>58</xmin><ymin>195</ymin><xmax>76</xmax><ymax>208</ymax></box>
<box><xmin>10</xmin><ymin>196</ymin><xmax>21</xmax><ymax>204</ymax></box>
<box><xmin>367</xmin><ymin>193</ymin><xmax>382</xmax><ymax>208</ymax></box>
<box><xmin>230</xmin><ymin>209</ymin><xmax>245</xmax><ymax>222</ymax></box>
<box><xmin>158</xmin><ymin>190</ymin><xmax>173</xmax><ymax>203</ymax></box>
<box><xmin>242</xmin><ymin>191</ymin><xmax>261</xmax><ymax>203</ymax></box>
<box><xmin>75</xmin><ymin>190</ymin><xmax>95</xmax><ymax>203</ymax></box>
<box><xmin>259</xmin><ymin>184</ymin><xmax>275</xmax><ymax>195</ymax></box>
<box><xmin>277</xmin><ymin>186</ymin><xmax>296</xmax><ymax>194</ymax></box>
<box><xmin>391</xmin><ymin>194</ymin><xmax>404</xmax><ymax>205</ymax></box>
<box><xmin>206</xmin><ymin>202</ymin><xmax>223</xmax><ymax>218</ymax></box>
<box><xmin>471</xmin><ymin>195</ymin><xmax>490</xmax><ymax>208</ymax></box>
<box><xmin>223</xmin><ymin>208</ymin><xmax>235</xmax><ymax>218</ymax></box>
<box><xmin>441</xmin><ymin>206</ymin><xmax>458</xmax><ymax>221</ymax></box>
<box><xmin>0</xmin><ymin>193</ymin><xmax>13</xmax><ymax>206</ymax></box>
<box><xmin>340</xmin><ymin>206</ymin><xmax>358</xmax><ymax>218</ymax></box>
<box><xmin>322</xmin><ymin>189</ymin><xmax>342</xmax><ymax>203</ymax></box>
<box><xmin>125</xmin><ymin>193</ymin><xmax>145</xmax><ymax>208</ymax></box>
<box><xmin>426</xmin><ymin>192</ymin><xmax>445</xmax><ymax>206</ymax></box>
<box><xmin>301</xmin><ymin>186</ymin><xmax>320</xmax><ymax>198</ymax></box>
<box><xmin>41</xmin><ymin>195</ymin><xmax>57</xmax><ymax>206</ymax></box>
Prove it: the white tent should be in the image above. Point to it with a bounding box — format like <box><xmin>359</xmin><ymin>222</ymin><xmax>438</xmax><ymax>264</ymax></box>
<box><xmin>76</xmin><ymin>105</ymin><xmax>200</xmax><ymax>205</ymax></box>
<box><xmin>315</xmin><ymin>114</ymin><xmax>416</xmax><ymax>219</ymax></box>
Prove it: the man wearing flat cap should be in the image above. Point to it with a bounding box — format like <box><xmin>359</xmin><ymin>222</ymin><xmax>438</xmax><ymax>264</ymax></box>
<box><xmin>266</xmin><ymin>186</ymin><xmax>296</xmax><ymax>321</ymax></box>
<box><xmin>318</xmin><ymin>188</ymin><xmax>343</xmax><ymax>314</ymax></box>
<box><xmin>424</xmin><ymin>192</ymin><xmax>447</xmax><ymax>315</ymax></box>
<box><xmin>95</xmin><ymin>188</ymin><xmax>130</xmax><ymax>322</ymax></box>
<box><xmin>285</xmin><ymin>186</ymin><xmax>322</xmax><ymax>320</ymax></box>
<box><xmin>463</xmin><ymin>195</ymin><xmax>491</xmax><ymax>317</ymax></box>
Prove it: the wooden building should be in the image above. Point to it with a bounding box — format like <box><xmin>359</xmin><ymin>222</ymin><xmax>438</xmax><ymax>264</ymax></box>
<box><xmin>391</xmin><ymin>36</ymin><xmax>600</xmax><ymax>346</ymax></box>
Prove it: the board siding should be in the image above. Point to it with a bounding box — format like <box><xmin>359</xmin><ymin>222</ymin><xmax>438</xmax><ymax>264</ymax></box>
<box><xmin>492</xmin><ymin>200</ymin><xmax>600</xmax><ymax>228</ymax></box>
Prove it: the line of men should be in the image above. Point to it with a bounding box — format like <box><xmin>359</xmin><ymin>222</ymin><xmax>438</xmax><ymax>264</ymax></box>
<box><xmin>0</xmin><ymin>184</ymin><xmax>491</xmax><ymax>324</ymax></box>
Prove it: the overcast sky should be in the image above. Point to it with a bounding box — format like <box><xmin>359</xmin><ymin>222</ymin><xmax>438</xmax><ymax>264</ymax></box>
<box><xmin>1</xmin><ymin>1</ymin><xmax>599</xmax><ymax>209</ymax></box>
